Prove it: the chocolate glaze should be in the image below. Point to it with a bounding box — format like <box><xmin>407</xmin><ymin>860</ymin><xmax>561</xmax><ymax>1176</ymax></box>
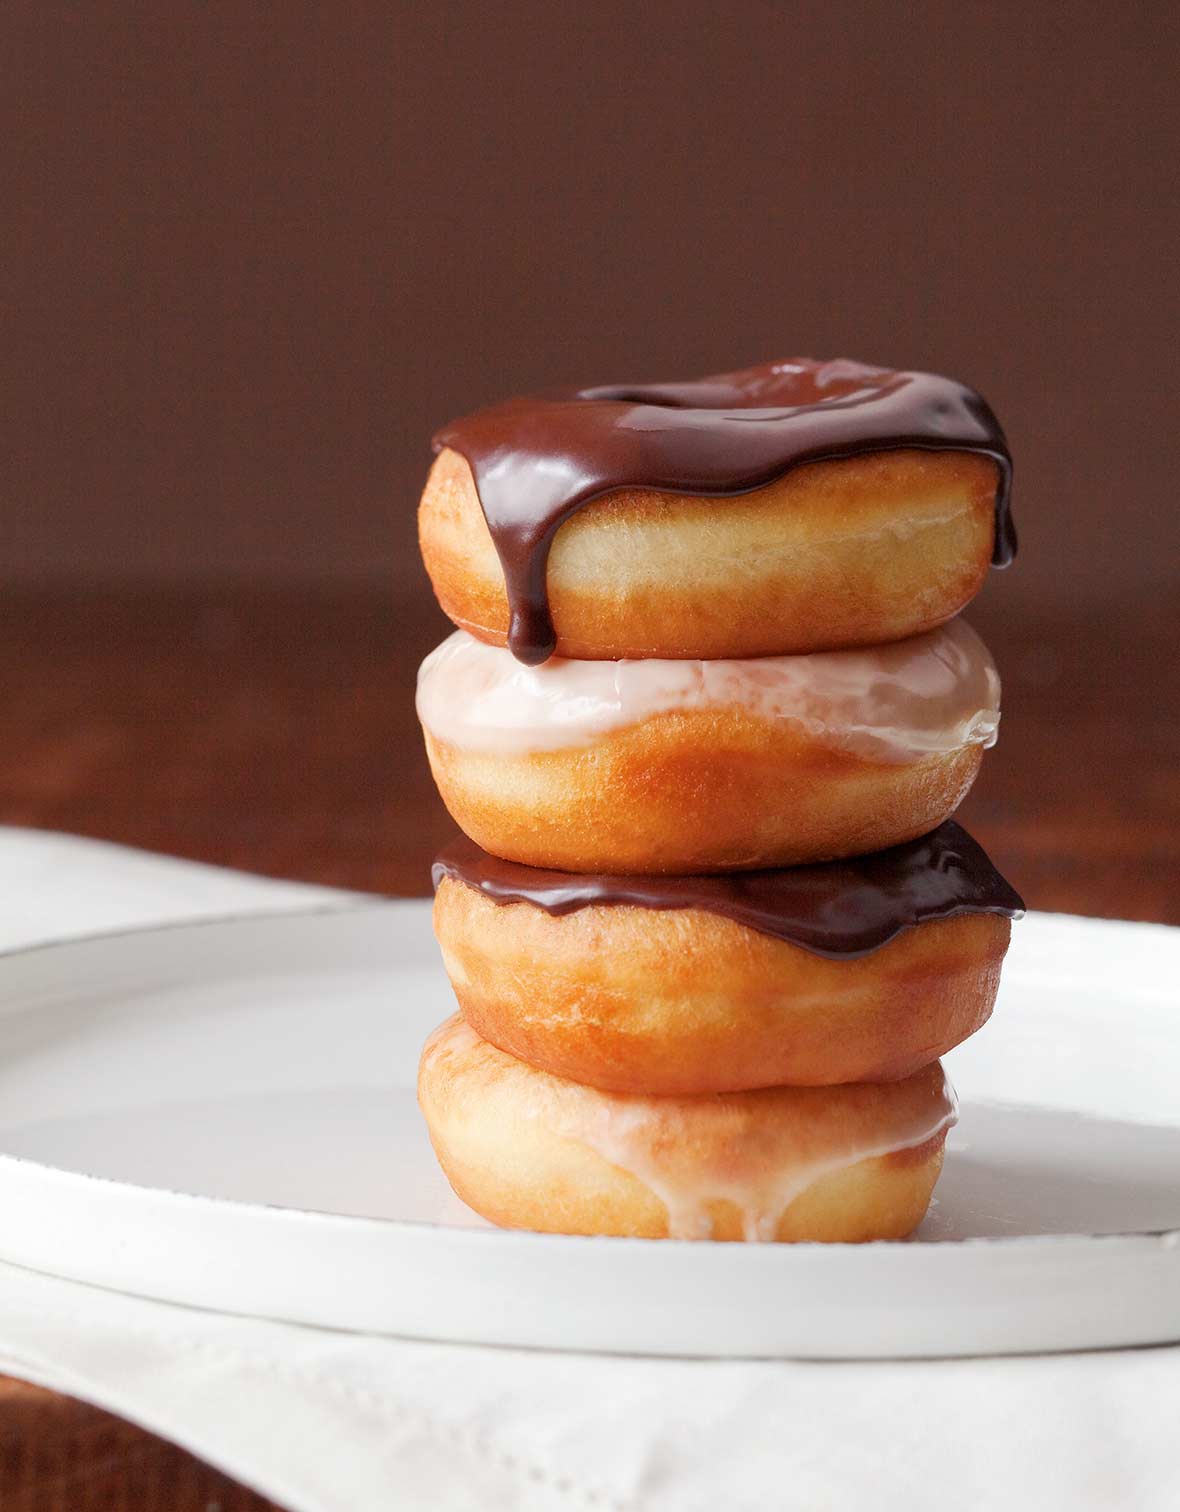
<box><xmin>433</xmin><ymin>358</ymin><xmax>1015</xmax><ymax>664</ymax></box>
<box><xmin>432</xmin><ymin>822</ymin><xmax>1025</xmax><ymax>960</ymax></box>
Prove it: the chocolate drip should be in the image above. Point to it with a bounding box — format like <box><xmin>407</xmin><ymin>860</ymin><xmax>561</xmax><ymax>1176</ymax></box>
<box><xmin>433</xmin><ymin>358</ymin><xmax>1015</xmax><ymax>665</ymax></box>
<box><xmin>432</xmin><ymin>822</ymin><xmax>1024</xmax><ymax>960</ymax></box>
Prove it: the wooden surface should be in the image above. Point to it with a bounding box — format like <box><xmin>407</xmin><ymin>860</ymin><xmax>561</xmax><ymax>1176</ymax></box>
<box><xmin>0</xmin><ymin>580</ymin><xmax>1177</xmax><ymax>1508</ymax></box>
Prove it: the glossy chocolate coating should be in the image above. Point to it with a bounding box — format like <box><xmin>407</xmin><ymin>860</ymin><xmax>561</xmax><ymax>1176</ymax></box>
<box><xmin>432</xmin><ymin>821</ymin><xmax>1025</xmax><ymax>960</ymax></box>
<box><xmin>433</xmin><ymin>358</ymin><xmax>1015</xmax><ymax>664</ymax></box>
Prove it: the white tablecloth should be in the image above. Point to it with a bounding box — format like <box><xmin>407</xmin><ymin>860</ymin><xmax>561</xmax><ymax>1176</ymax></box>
<box><xmin>0</xmin><ymin>826</ymin><xmax>1175</xmax><ymax>1512</ymax></box>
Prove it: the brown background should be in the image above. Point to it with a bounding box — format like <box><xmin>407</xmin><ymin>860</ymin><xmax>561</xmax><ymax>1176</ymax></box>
<box><xmin>3</xmin><ymin>0</ymin><xmax>1179</xmax><ymax>610</ymax></box>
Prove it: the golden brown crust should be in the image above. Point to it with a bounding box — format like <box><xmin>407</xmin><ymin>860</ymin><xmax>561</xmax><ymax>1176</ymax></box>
<box><xmin>418</xmin><ymin>1018</ymin><xmax>950</xmax><ymax>1242</ymax></box>
<box><xmin>423</xmin><ymin>706</ymin><xmax>983</xmax><ymax>873</ymax></box>
<box><xmin>419</xmin><ymin>446</ymin><xmax>998</xmax><ymax>660</ymax></box>
<box><xmin>434</xmin><ymin>880</ymin><xmax>1010</xmax><ymax>1092</ymax></box>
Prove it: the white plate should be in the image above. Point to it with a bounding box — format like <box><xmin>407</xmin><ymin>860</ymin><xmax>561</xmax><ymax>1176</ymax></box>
<box><xmin>0</xmin><ymin>904</ymin><xmax>1176</xmax><ymax>1359</ymax></box>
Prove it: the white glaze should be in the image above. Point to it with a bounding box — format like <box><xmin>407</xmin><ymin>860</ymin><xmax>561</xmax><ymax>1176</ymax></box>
<box><xmin>415</xmin><ymin>621</ymin><xmax>999</xmax><ymax>763</ymax></box>
<box><xmin>571</xmin><ymin>1072</ymin><xmax>958</xmax><ymax>1242</ymax></box>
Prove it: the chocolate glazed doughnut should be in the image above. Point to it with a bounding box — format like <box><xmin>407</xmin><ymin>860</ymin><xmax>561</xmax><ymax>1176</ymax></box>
<box><xmin>432</xmin><ymin>824</ymin><xmax>1025</xmax><ymax>1093</ymax></box>
<box><xmin>420</xmin><ymin>358</ymin><xmax>1015</xmax><ymax>664</ymax></box>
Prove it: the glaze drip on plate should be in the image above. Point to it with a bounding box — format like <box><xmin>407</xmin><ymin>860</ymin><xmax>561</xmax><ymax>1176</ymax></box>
<box><xmin>433</xmin><ymin>358</ymin><xmax>1015</xmax><ymax>664</ymax></box>
<box><xmin>432</xmin><ymin>821</ymin><xmax>1025</xmax><ymax>959</ymax></box>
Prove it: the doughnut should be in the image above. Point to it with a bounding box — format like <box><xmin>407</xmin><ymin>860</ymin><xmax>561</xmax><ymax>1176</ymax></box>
<box><xmin>422</xmin><ymin>359</ymin><xmax>1014</xmax><ymax>665</ymax></box>
<box><xmin>416</xmin><ymin>618</ymin><xmax>1000</xmax><ymax>872</ymax></box>
<box><xmin>431</xmin><ymin>823</ymin><xmax>1023</xmax><ymax>1093</ymax></box>
<box><xmin>418</xmin><ymin>1015</ymin><xmax>956</xmax><ymax>1241</ymax></box>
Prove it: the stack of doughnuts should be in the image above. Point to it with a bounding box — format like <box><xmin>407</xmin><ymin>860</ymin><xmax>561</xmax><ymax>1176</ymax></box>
<box><xmin>415</xmin><ymin>358</ymin><xmax>1024</xmax><ymax>1243</ymax></box>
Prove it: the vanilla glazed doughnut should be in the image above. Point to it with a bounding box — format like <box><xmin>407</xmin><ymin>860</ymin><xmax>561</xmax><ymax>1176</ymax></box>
<box><xmin>420</xmin><ymin>358</ymin><xmax>1015</xmax><ymax>665</ymax></box>
<box><xmin>416</xmin><ymin>619</ymin><xmax>1000</xmax><ymax>872</ymax></box>
<box><xmin>432</xmin><ymin>823</ymin><xmax>1023</xmax><ymax>1093</ymax></box>
<box><xmin>419</xmin><ymin>1016</ymin><xmax>956</xmax><ymax>1241</ymax></box>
